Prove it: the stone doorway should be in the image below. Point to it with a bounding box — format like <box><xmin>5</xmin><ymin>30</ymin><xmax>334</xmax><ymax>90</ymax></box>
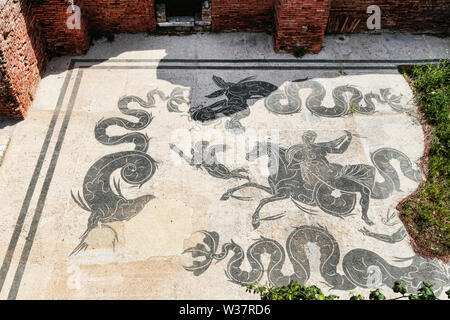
<box><xmin>155</xmin><ymin>0</ymin><xmax>211</xmax><ymax>29</ymax></box>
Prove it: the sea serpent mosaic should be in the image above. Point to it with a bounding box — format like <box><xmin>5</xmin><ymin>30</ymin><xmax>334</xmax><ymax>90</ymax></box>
<box><xmin>70</xmin><ymin>87</ymin><xmax>189</xmax><ymax>255</ymax></box>
<box><xmin>183</xmin><ymin>225</ymin><xmax>449</xmax><ymax>294</ymax></box>
<box><xmin>70</xmin><ymin>93</ymin><xmax>160</xmax><ymax>255</ymax></box>
<box><xmin>189</xmin><ymin>76</ymin><xmax>410</xmax><ymax>134</ymax></box>
<box><xmin>66</xmin><ymin>75</ymin><xmax>447</xmax><ymax>296</ymax></box>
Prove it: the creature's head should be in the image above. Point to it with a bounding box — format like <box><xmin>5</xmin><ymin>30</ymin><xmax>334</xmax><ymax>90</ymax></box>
<box><xmin>205</xmin><ymin>75</ymin><xmax>257</xmax><ymax>98</ymax></box>
<box><xmin>182</xmin><ymin>230</ymin><xmax>220</xmax><ymax>276</ymax></box>
<box><xmin>190</xmin><ymin>75</ymin><xmax>258</xmax><ymax>123</ymax></box>
<box><xmin>189</xmin><ymin>100</ymin><xmax>227</xmax><ymax>122</ymax></box>
<box><xmin>205</xmin><ymin>75</ymin><xmax>232</xmax><ymax>98</ymax></box>
<box><xmin>126</xmin><ymin>194</ymin><xmax>155</xmax><ymax>217</ymax></box>
<box><xmin>302</xmin><ymin>130</ymin><xmax>317</xmax><ymax>144</ymax></box>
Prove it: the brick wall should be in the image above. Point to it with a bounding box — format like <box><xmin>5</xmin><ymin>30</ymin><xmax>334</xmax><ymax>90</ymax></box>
<box><xmin>0</xmin><ymin>0</ymin><xmax>156</xmax><ymax>119</ymax></box>
<box><xmin>274</xmin><ymin>0</ymin><xmax>330</xmax><ymax>53</ymax></box>
<box><xmin>83</xmin><ymin>0</ymin><xmax>156</xmax><ymax>33</ymax></box>
<box><xmin>328</xmin><ymin>0</ymin><xmax>450</xmax><ymax>34</ymax></box>
<box><xmin>0</xmin><ymin>0</ymin><xmax>47</xmax><ymax>119</ymax></box>
<box><xmin>31</xmin><ymin>0</ymin><xmax>156</xmax><ymax>56</ymax></box>
<box><xmin>32</xmin><ymin>0</ymin><xmax>90</xmax><ymax>56</ymax></box>
<box><xmin>211</xmin><ymin>0</ymin><xmax>275</xmax><ymax>32</ymax></box>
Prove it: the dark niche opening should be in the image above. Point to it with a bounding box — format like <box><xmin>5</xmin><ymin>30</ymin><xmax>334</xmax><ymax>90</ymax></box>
<box><xmin>155</xmin><ymin>0</ymin><xmax>211</xmax><ymax>27</ymax></box>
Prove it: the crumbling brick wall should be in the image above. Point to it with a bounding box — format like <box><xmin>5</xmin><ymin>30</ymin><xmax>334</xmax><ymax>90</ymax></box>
<box><xmin>0</xmin><ymin>0</ymin><xmax>47</xmax><ymax>119</ymax></box>
<box><xmin>211</xmin><ymin>0</ymin><xmax>275</xmax><ymax>32</ymax></box>
<box><xmin>328</xmin><ymin>0</ymin><xmax>450</xmax><ymax>34</ymax></box>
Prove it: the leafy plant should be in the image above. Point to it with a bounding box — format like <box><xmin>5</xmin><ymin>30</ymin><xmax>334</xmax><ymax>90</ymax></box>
<box><xmin>399</xmin><ymin>60</ymin><xmax>449</xmax><ymax>257</ymax></box>
<box><xmin>408</xmin><ymin>282</ymin><xmax>437</xmax><ymax>300</ymax></box>
<box><xmin>349</xmin><ymin>294</ymin><xmax>365</xmax><ymax>300</ymax></box>
<box><xmin>348</xmin><ymin>102</ymin><xmax>357</xmax><ymax>114</ymax></box>
<box><xmin>244</xmin><ymin>281</ymin><xmax>338</xmax><ymax>300</ymax></box>
<box><xmin>392</xmin><ymin>280</ymin><xmax>407</xmax><ymax>296</ymax></box>
<box><xmin>244</xmin><ymin>280</ymin><xmax>448</xmax><ymax>300</ymax></box>
<box><xmin>338</xmin><ymin>65</ymin><xmax>347</xmax><ymax>75</ymax></box>
<box><xmin>369</xmin><ymin>289</ymin><xmax>386</xmax><ymax>300</ymax></box>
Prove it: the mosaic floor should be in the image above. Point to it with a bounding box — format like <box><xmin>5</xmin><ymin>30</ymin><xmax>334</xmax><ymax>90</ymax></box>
<box><xmin>0</xmin><ymin>33</ymin><xmax>448</xmax><ymax>299</ymax></box>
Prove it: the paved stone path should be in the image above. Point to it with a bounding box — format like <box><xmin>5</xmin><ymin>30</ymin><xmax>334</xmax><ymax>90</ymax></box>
<box><xmin>0</xmin><ymin>33</ymin><xmax>449</xmax><ymax>299</ymax></box>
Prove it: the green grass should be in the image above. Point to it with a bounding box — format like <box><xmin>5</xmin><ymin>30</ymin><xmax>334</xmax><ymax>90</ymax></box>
<box><xmin>399</xmin><ymin>60</ymin><xmax>449</xmax><ymax>258</ymax></box>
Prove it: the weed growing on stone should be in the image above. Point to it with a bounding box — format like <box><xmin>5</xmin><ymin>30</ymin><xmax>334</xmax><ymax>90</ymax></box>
<box><xmin>292</xmin><ymin>46</ymin><xmax>307</xmax><ymax>58</ymax></box>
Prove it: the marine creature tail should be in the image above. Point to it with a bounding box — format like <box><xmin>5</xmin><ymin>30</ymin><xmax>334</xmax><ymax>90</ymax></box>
<box><xmin>69</xmin><ymin>227</ymin><xmax>92</xmax><ymax>256</ymax></box>
<box><xmin>70</xmin><ymin>224</ymin><xmax>119</xmax><ymax>256</ymax></box>
<box><xmin>70</xmin><ymin>241</ymin><xmax>89</xmax><ymax>256</ymax></box>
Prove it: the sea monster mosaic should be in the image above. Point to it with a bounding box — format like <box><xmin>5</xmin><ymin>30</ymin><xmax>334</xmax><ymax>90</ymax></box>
<box><xmin>171</xmin><ymin>130</ymin><xmax>423</xmax><ymax>233</ymax></box>
<box><xmin>70</xmin><ymin>88</ymin><xmax>188</xmax><ymax>255</ymax></box>
<box><xmin>189</xmin><ymin>76</ymin><xmax>410</xmax><ymax>133</ymax></box>
<box><xmin>183</xmin><ymin>225</ymin><xmax>449</xmax><ymax>294</ymax></box>
<box><xmin>67</xmin><ymin>75</ymin><xmax>447</xmax><ymax>296</ymax></box>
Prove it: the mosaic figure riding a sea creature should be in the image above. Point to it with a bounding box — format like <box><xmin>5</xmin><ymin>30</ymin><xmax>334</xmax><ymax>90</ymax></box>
<box><xmin>221</xmin><ymin>130</ymin><xmax>422</xmax><ymax>229</ymax></box>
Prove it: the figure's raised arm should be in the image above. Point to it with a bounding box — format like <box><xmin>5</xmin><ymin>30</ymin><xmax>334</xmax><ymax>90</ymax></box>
<box><xmin>317</xmin><ymin>130</ymin><xmax>352</xmax><ymax>154</ymax></box>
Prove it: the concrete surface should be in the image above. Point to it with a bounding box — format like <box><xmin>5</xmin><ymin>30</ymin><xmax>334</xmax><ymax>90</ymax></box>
<box><xmin>0</xmin><ymin>33</ymin><xmax>449</xmax><ymax>300</ymax></box>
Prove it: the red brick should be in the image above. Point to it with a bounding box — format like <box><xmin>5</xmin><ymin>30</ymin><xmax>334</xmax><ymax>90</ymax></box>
<box><xmin>274</xmin><ymin>0</ymin><xmax>330</xmax><ymax>53</ymax></box>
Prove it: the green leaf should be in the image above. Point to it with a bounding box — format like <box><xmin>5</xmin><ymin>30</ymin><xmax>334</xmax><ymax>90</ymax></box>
<box><xmin>393</xmin><ymin>280</ymin><xmax>407</xmax><ymax>295</ymax></box>
<box><xmin>369</xmin><ymin>289</ymin><xmax>386</xmax><ymax>300</ymax></box>
<box><xmin>416</xmin><ymin>282</ymin><xmax>437</xmax><ymax>300</ymax></box>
